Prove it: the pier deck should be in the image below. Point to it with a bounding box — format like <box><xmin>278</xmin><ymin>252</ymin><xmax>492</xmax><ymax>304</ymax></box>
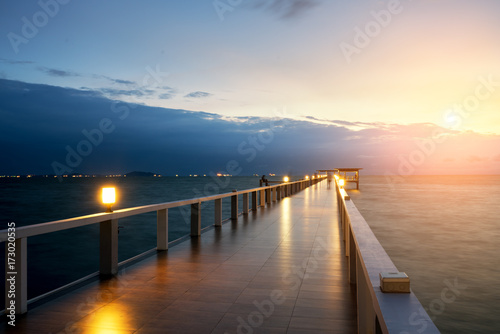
<box><xmin>6</xmin><ymin>183</ymin><xmax>357</xmax><ymax>333</ymax></box>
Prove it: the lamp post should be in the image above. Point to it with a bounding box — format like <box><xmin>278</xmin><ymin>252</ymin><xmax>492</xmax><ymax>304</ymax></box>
<box><xmin>102</xmin><ymin>187</ymin><xmax>116</xmax><ymax>212</ymax></box>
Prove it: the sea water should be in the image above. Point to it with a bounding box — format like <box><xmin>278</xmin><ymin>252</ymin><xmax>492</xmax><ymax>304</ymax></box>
<box><xmin>347</xmin><ymin>175</ymin><xmax>500</xmax><ymax>334</ymax></box>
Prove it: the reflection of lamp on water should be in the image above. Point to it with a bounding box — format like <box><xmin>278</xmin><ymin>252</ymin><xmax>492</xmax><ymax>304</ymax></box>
<box><xmin>339</xmin><ymin>179</ymin><xmax>345</xmax><ymax>188</ymax></box>
<box><xmin>102</xmin><ymin>187</ymin><xmax>116</xmax><ymax>212</ymax></box>
<box><xmin>283</xmin><ymin>176</ymin><xmax>289</xmax><ymax>183</ymax></box>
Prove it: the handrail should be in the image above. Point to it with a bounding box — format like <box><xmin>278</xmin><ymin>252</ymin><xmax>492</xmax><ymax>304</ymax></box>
<box><xmin>1</xmin><ymin>177</ymin><xmax>325</xmax><ymax>314</ymax></box>
<box><xmin>0</xmin><ymin>180</ymin><xmax>314</xmax><ymax>241</ymax></box>
<box><xmin>336</xmin><ymin>181</ymin><xmax>440</xmax><ymax>333</ymax></box>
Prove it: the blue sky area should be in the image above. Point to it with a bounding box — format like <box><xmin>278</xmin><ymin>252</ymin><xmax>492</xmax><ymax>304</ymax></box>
<box><xmin>1</xmin><ymin>0</ymin><xmax>500</xmax><ymax>175</ymax></box>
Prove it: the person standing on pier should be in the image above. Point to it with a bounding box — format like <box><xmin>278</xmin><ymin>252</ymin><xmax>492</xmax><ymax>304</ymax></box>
<box><xmin>327</xmin><ymin>172</ymin><xmax>333</xmax><ymax>189</ymax></box>
<box><xmin>261</xmin><ymin>175</ymin><xmax>269</xmax><ymax>186</ymax></box>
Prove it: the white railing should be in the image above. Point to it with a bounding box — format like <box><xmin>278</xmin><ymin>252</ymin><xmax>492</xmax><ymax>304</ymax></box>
<box><xmin>1</xmin><ymin>177</ymin><xmax>324</xmax><ymax>314</ymax></box>
<box><xmin>336</xmin><ymin>181</ymin><xmax>440</xmax><ymax>333</ymax></box>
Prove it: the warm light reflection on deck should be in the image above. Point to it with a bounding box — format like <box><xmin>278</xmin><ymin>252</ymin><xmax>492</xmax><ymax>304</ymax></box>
<box><xmin>280</xmin><ymin>197</ymin><xmax>292</xmax><ymax>236</ymax></box>
<box><xmin>84</xmin><ymin>303</ymin><xmax>132</xmax><ymax>332</ymax></box>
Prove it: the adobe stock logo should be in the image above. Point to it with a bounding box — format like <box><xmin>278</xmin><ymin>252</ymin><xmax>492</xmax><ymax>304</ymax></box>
<box><xmin>7</xmin><ymin>0</ymin><xmax>71</xmax><ymax>54</ymax></box>
<box><xmin>213</xmin><ymin>0</ymin><xmax>243</xmax><ymax>21</ymax></box>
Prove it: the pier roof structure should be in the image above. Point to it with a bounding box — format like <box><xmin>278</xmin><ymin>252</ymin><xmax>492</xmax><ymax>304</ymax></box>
<box><xmin>317</xmin><ymin>168</ymin><xmax>363</xmax><ymax>189</ymax></box>
<box><xmin>5</xmin><ymin>182</ymin><xmax>358</xmax><ymax>333</ymax></box>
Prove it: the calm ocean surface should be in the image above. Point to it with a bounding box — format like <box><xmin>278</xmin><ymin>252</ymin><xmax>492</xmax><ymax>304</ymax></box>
<box><xmin>1</xmin><ymin>175</ymin><xmax>499</xmax><ymax>333</ymax></box>
<box><xmin>347</xmin><ymin>175</ymin><xmax>500</xmax><ymax>334</ymax></box>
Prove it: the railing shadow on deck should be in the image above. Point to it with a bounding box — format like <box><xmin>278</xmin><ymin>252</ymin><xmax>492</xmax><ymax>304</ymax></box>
<box><xmin>0</xmin><ymin>177</ymin><xmax>325</xmax><ymax>315</ymax></box>
<box><xmin>336</xmin><ymin>181</ymin><xmax>440</xmax><ymax>333</ymax></box>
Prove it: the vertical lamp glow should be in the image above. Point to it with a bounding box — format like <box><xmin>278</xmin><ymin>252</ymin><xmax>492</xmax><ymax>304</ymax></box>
<box><xmin>339</xmin><ymin>179</ymin><xmax>345</xmax><ymax>189</ymax></box>
<box><xmin>102</xmin><ymin>187</ymin><xmax>116</xmax><ymax>212</ymax></box>
<box><xmin>283</xmin><ymin>176</ymin><xmax>289</xmax><ymax>183</ymax></box>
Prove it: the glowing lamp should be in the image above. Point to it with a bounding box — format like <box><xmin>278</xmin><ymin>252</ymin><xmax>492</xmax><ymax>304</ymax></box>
<box><xmin>334</xmin><ymin>174</ymin><xmax>339</xmax><ymax>180</ymax></box>
<box><xmin>305</xmin><ymin>175</ymin><xmax>309</xmax><ymax>180</ymax></box>
<box><xmin>339</xmin><ymin>179</ymin><xmax>345</xmax><ymax>188</ymax></box>
<box><xmin>283</xmin><ymin>176</ymin><xmax>289</xmax><ymax>183</ymax></box>
<box><xmin>102</xmin><ymin>187</ymin><xmax>116</xmax><ymax>212</ymax></box>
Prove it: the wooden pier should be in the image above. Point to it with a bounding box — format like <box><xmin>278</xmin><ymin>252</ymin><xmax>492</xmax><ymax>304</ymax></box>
<box><xmin>2</xmin><ymin>179</ymin><xmax>358</xmax><ymax>333</ymax></box>
<box><xmin>1</xmin><ymin>176</ymin><xmax>439</xmax><ymax>333</ymax></box>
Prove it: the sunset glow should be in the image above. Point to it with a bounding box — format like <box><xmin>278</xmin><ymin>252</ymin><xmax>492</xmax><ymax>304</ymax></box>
<box><xmin>1</xmin><ymin>1</ymin><xmax>499</xmax><ymax>176</ymax></box>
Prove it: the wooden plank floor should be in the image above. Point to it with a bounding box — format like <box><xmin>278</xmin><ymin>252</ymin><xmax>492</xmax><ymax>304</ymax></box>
<box><xmin>2</xmin><ymin>182</ymin><xmax>357</xmax><ymax>334</ymax></box>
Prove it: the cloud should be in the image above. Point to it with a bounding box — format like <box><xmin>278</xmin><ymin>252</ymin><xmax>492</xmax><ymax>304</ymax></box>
<box><xmin>99</xmin><ymin>88</ymin><xmax>148</xmax><ymax>98</ymax></box>
<box><xmin>159</xmin><ymin>93</ymin><xmax>174</xmax><ymax>100</ymax></box>
<box><xmin>0</xmin><ymin>58</ymin><xmax>34</xmax><ymax>65</ymax></box>
<box><xmin>158</xmin><ymin>86</ymin><xmax>177</xmax><ymax>99</ymax></box>
<box><xmin>102</xmin><ymin>76</ymin><xmax>136</xmax><ymax>85</ymax></box>
<box><xmin>1</xmin><ymin>78</ymin><xmax>500</xmax><ymax>176</ymax></box>
<box><xmin>39</xmin><ymin>67</ymin><xmax>81</xmax><ymax>77</ymax></box>
<box><xmin>184</xmin><ymin>91</ymin><xmax>212</xmax><ymax>98</ymax></box>
<box><xmin>250</xmin><ymin>0</ymin><xmax>322</xmax><ymax>19</ymax></box>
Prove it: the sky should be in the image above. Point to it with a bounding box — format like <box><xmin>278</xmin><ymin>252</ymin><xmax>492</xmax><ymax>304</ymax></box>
<box><xmin>1</xmin><ymin>0</ymin><xmax>500</xmax><ymax>176</ymax></box>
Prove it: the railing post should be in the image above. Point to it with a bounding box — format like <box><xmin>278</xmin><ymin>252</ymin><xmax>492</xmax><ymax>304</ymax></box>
<box><xmin>349</xmin><ymin>227</ymin><xmax>356</xmax><ymax>284</ymax></box>
<box><xmin>231</xmin><ymin>190</ymin><xmax>238</xmax><ymax>220</ymax></box>
<box><xmin>357</xmin><ymin>253</ymin><xmax>376</xmax><ymax>333</ymax></box>
<box><xmin>276</xmin><ymin>186</ymin><xmax>281</xmax><ymax>201</ymax></box>
<box><xmin>214</xmin><ymin>198</ymin><xmax>222</xmax><ymax>226</ymax></box>
<box><xmin>266</xmin><ymin>188</ymin><xmax>271</xmax><ymax>205</ymax></box>
<box><xmin>242</xmin><ymin>193</ymin><xmax>249</xmax><ymax>215</ymax></box>
<box><xmin>191</xmin><ymin>202</ymin><xmax>201</xmax><ymax>236</ymax></box>
<box><xmin>5</xmin><ymin>237</ymin><xmax>27</xmax><ymax>314</ymax></box>
<box><xmin>251</xmin><ymin>191</ymin><xmax>257</xmax><ymax>211</ymax></box>
<box><xmin>157</xmin><ymin>209</ymin><xmax>168</xmax><ymax>251</ymax></box>
<box><xmin>259</xmin><ymin>189</ymin><xmax>265</xmax><ymax>207</ymax></box>
<box><xmin>100</xmin><ymin>219</ymin><xmax>118</xmax><ymax>276</ymax></box>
